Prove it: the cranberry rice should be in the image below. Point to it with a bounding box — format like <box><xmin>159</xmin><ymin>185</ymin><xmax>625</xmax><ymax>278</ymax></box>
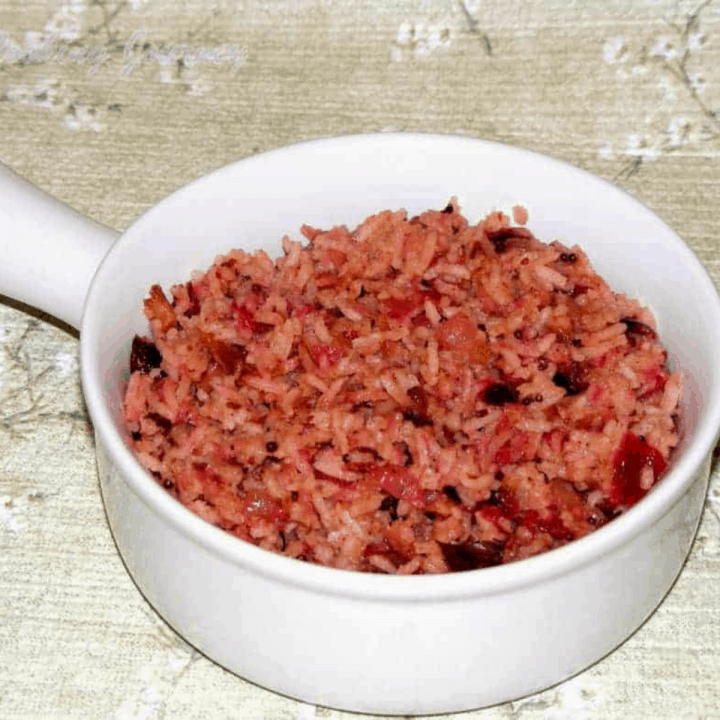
<box><xmin>123</xmin><ymin>202</ymin><xmax>681</xmax><ymax>574</ymax></box>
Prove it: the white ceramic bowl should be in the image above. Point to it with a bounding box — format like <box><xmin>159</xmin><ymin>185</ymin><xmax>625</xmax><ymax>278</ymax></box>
<box><xmin>2</xmin><ymin>134</ymin><xmax>720</xmax><ymax>716</ymax></box>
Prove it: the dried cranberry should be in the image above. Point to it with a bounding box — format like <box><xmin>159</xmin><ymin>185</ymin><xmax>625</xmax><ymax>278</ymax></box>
<box><xmin>130</xmin><ymin>336</ymin><xmax>162</xmax><ymax>374</ymax></box>
<box><xmin>379</xmin><ymin>495</ymin><xmax>399</xmax><ymax>520</ymax></box>
<box><xmin>407</xmin><ymin>385</ymin><xmax>429</xmax><ymax>413</ymax></box>
<box><xmin>442</xmin><ymin>485</ymin><xmax>462</xmax><ymax>504</ymax></box>
<box><xmin>485</xmin><ymin>226</ymin><xmax>533</xmax><ymax>254</ymax></box>
<box><xmin>402</xmin><ymin>410</ymin><xmax>433</xmax><ymax>428</ymax></box>
<box><xmin>439</xmin><ymin>540</ymin><xmax>505</xmax><ymax>572</ymax></box>
<box><xmin>621</xmin><ymin>318</ymin><xmax>657</xmax><ymax>347</ymax></box>
<box><xmin>611</xmin><ymin>431</ymin><xmax>667</xmax><ymax>506</ymax></box>
<box><xmin>147</xmin><ymin>412</ymin><xmax>172</xmax><ymax>432</ymax></box>
<box><xmin>552</xmin><ymin>362</ymin><xmax>589</xmax><ymax>396</ymax></box>
<box><xmin>482</xmin><ymin>383</ymin><xmax>519</xmax><ymax>406</ymax></box>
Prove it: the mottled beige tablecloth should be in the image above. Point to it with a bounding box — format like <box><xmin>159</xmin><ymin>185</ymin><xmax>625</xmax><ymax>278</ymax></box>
<box><xmin>1</xmin><ymin>1</ymin><xmax>719</xmax><ymax>718</ymax></box>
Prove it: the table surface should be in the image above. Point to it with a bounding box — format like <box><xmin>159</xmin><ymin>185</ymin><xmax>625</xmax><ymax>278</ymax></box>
<box><xmin>1</xmin><ymin>1</ymin><xmax>719</xmax><ymax>718</ymax></box>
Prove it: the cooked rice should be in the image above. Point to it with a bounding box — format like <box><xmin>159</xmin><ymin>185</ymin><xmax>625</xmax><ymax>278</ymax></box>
<box><xmin>123</xmin><ymin>201</ymin><xmax>681</xmax><ymax>573</ymax></box>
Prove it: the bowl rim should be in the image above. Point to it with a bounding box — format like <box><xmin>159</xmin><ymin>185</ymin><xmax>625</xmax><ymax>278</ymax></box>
<box><xmin>81</xmin><ymin>131</ymin><xmax>720</xmax><ymax>602</ymax></box>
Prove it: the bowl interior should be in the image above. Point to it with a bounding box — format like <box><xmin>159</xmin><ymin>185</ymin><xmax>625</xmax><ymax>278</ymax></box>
<box><xmin>82</xmin><ymin>133</ymin><xmax>720</xmax><ymax>588</ymax></box>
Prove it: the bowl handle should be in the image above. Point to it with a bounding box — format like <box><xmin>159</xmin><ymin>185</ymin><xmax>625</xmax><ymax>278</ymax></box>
<box><xmin>0</xmin><ymin>162</ymin><xmax>120</xmax><ymax>330</ymax></box>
